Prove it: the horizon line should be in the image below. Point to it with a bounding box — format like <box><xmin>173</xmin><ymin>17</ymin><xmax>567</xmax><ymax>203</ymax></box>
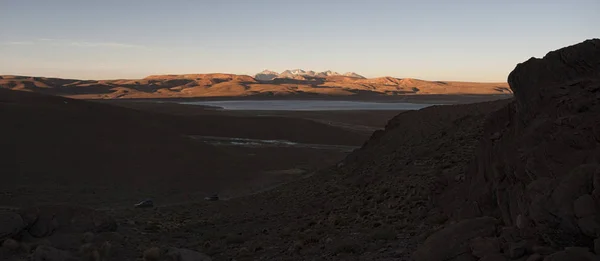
<box><xmin>0</xmin><ymin>72</ymin><xmax>509</xmax><ymax>84</ymax></box>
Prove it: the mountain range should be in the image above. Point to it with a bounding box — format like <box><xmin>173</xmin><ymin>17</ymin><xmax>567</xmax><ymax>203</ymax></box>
<box><xmin>0</xmin><ymin>73</ymin><xmax>511</xmax><ymax>99</ymax></box>
<box><xmin>255</xmin><ymin>69</ymin><xmax>365</xmax><ymax>81</ymax></box>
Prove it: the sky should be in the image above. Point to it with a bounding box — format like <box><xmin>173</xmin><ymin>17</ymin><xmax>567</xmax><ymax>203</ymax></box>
<box><xmin>0</xmin><ymin>0</ymin><xmax>598</xmax><ymax>82</ymax></box>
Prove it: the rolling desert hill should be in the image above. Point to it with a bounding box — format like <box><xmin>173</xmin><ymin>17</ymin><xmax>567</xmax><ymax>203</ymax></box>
<box><xmin>0</xmin><ymin>73</ymin><xmax>512</xmax><ymax>99</ymax></box>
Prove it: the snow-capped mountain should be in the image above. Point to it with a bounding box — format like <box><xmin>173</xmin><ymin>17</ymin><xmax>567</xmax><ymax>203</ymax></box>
<box><xmin>255</xmin><ymin>70</ymin><xmax>279</xmax><ymax>81</ymax></box>
<box><xmin>290</xmin><ymin>69</ymin><xmax>306</xmax><ymax>75</ymax></box>
<box><xmin>344</xmin><ymin>72</ymin><xmax>364</xmax><ymax>78</ymax></box>
<box><xmin>255</xmin><ymin>69</ymin><xmax>364</xmax><ymax>81</ymax></box>
<box><xmin>322</xmin><ymin>70</ymin><xmax>340</xmax><ymax>76</ymax></box>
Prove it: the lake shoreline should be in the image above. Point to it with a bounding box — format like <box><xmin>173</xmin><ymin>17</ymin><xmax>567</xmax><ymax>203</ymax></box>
<box><xmin>178</xmin><ymin>100</ymin><xmax>435</xmax><ymax>111</ymax></box>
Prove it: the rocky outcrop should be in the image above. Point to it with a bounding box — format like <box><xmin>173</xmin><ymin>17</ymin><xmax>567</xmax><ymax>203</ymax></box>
<box><xmin>507</xmin><ymin>39</ymin><xmax>600</xmax><ymax>123</ymax></box>
<box><xmin>421</xmin><ymin>39</ymin><xmax>600</xmax><ymax>259</ymax></box>
<box><xmin>414</xmin><ymin>39</ymin><xmax>600</xmax><ymax>261</ymax></box>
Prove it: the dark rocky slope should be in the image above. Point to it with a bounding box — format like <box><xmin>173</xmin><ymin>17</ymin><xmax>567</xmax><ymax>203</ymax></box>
<box><xmin>416</xmin><ymin>39</ymin><xmax>600</xmax><ymax>260</ymax></box>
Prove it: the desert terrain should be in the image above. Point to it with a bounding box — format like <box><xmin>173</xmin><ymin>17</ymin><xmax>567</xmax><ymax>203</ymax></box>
<box><xmin>0</xmin><ymin>73</ymin><xmax>511</xmax><ymax>100</ymax></box>
<box><xmin>1</xmin><ymin>88</ymin><xmax>395</xmax><ymax>209</ymax></box>
<box><xmin>1</xmin><ymin>39</ymin><xmax>599</xmax><ymax>261</ymax></box>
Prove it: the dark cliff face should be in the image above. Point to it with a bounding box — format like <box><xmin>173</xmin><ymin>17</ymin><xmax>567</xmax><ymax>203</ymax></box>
<box><xmin>464</xmin><ymin>39</ymin><xmax>600</xmax><ymax>248</ymax></box>
<box><xmin>508</xmin><ymin>39</ymin><xmax>600</xmax><ymax>123</ymax></box>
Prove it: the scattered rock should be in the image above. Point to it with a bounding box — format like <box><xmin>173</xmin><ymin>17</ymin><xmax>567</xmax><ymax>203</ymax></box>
<box><xmin>82</xmin><ymin>248</ymin><xmax>100</xmax><ymax>261</ymax></box>
<box><xmin>19</xmin><ymin>207</ymin><xmax>40</xmax><ymax>227</ymax></box>
<box><xmin>574</xmin><ymin>194</ymin><xmax>599</xmax><ymax>218</ymax></box>
<box><xmin>527</xmin><ymin>253</ymin><xmax>543</xmax><ymax>261</ymax></box>
<box><xmin>516</xmin><ymin>215</ymin><xmax>531</xmax><ymax>229</ymax></box>
<box><xmin>564</xmin><ymin>247</ymin><xmax>597</xmax><ymax>258</ymax></box>
<box><xmin>413</xmin><ymin>216</ymin><xmax>498</xmax><ymax>261</ymax></box>
<box><xmin>592</xmin><ymin>189</ymin><xmax>600</xmax><ymax>204</ymax></box>
<box><xmin>143</xmin><ymin>247</ymin><xmax>161</xmax><ymax>261</ymax></box>
<box><xmin>204</xmin><ymin>195</ymin><xmax>219</xmax><ymax>201</ymax></box>
<box><xmin>578</xmin><ymin>216</ymin><xmax>600</xmax><ymax>237</ymax></box>
<box><xmin>82</xmin><ymin>232</ymin><xmax>94</xmax><ymax>243</ymax></box>
<box><xmin>490</xmin><ymin>132</ymin><xmax>501</xmax><ymax>140</ymax></box>
<box><xmin>0</xmin><ymin>211</ymin><xmax>25</xmax><ymax>240</ymax></box>
<box><xmin>499</xmin><ymin>226</ymin><xmax>521</xmax><ymax>244</ymax></box>
<box><xmin>48</xmin><ymin>232</ymin><xmax>88</xmax><ymax>252</ymax></box>
<box><xmin>164</xmin><ymin>247</ymin><xmax>213</xmax><ymax>261</ymax></box>
<box><xmin>22</xmin><ymin>205</ymin><xmax>117</xmax><ymax>237</ymax></box>
<box><xmin>470</xmin><ymin>237</ymin><xmax>501</xmax><ymax>258</ymax></box>
<box><xmin>32</xmin><ymin>245</ymin><xmax>73</xmax><ymax>261</ymax></box>
<box><xmin>543</xmin><ymin>247</ymin><xmax>599</xmax><ymax>261</ymax></box>
<box><xmin>20</xmin><ymin>242</ymin><xmax>31</xmax><ymax>253</ymax></box>
<box><xmin>452</xmin><ymin>252</ymin><xmax>478</xmax><ymax>261</ymax></box>
<box><xmin>29</xmin><ymin>213</ymin><xmax>59</xmax><ymax>238</ymax></box>
<box><xmin>135</xmin><ymin>199</ymin><xmax>154</xmax><ymax>208</ymax></box>
<box><xmin>532</xmin><ymin>245</ymin><xmax>556</xmax><ymax>255</ymax></box>
<box><xmin>99</xmin><ymin>241</ymin><xmax>112</xmax><ymax>260</ymax></box>
<box><xmin>592</xmin><ymin>166</ymin><xmax>600</xmax><ymax>190</ymax></box>
<box><xmin>508</xmin><ymin>240</ymin><xmax>528</xmax><ymax>259</ymax></box>
<box><xmin>2</xmin><ymin>239</ymin><xmax>20</xmax><ymax>251</ymax></box>
<box><xmin>479</xmin><ymin>253</ymin><xmax>509</xmax><ymax>261</ymax></box>
<box><xmin>93</xmin><ymin>232</ymin><xmax>124</xmax><ymax>245</ymax></box>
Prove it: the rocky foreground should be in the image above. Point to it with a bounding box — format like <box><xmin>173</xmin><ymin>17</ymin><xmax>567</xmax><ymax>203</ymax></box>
<box><xmin>1</xmin><ymin>39</ymin><xmax>598</xmax><ymax>261</ymax></box>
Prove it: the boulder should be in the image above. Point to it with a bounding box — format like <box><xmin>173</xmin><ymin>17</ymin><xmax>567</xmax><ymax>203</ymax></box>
<box><xmin>527</xmin><ymin>253</ymin><xmax>543</xmax><ymax>261</ymax></box>
<box><xmin>574</xmin><ymin>194</ymin><xmax>599</xmax><ymax>218</ymax></box>
<box><xmin>451</xmin><ymin>253</ymin><xmax>478</xmax><ymax>261</ymax></box>
<box><xmin>549</xmin><ymin>165</ymin><xmax>596</xmax><ymax>232</ymax></box>
<box><xmin>532</xmin><ymin>245</ymin><xmax>556</xmax><ymax>255</ymax></box>
<box><xmin>46</xmin><ymin>233</ymin><xmax>84</xmax><ymax>252</ymax></box>
<box><xmin>0</xmin><ymin>211</ymin><xmax>25</xmax><ymax>240</ymax></box>
<box><xmin>508</xmin><ymin>240</ymin><xmax>529</xmax><ymax>259</ymax></box>
<box><xmin>564</xmin><ymin>247</ymin><xmax>598</xmax><ymax>259</ymax></box>
<box><xmin>578</xmin><ymin>216</ymin><xmax>600</xmax><ymax>237</ymax></box>
<box><xmin>470</xmin><ymin>237</ymin><xmax>501</xmax><ymax>258</ymax></box>
<box><xmin>2</xmin><ymin>238</ymin><xmax>20</xmax><ymax>251</ymax></box>
<box><xmin>517</xmin><ymin>214</ymin><xmax>532</xmax><ymax>229</ymax></box>
<box><xmin>22</xmin><ymin>205</ymin><xmax>116</xmax><ymax>237</ymax></box>
<box><xmin>543</xmin><ymin>247</ymin><xmax>600</xmax><ymax>261</ymax></box>
<box><xmin>143</xmin><ymin>247</ymin><xmax>161</xmax><ymax>261</ymax></box>
<box><xmin>413</xmin><ymin>217</ymin><xmax>498</xmax><ymax>261</ymax></box>
<box><xmin>29</xmin><ymin>213</ymin><xmax>59</xmax><ymax>238</ymax></box>
<box><xmin>479</xmin><ymin>253</ymin><xmax>509</xmax><ymax>261</ymax></box>
<box><xmin>32</xmin><ymin>245</ymin><xmax>73</xmax><ymax>261</ymax></box>
<box><xmin>592</xmin><ymin>166</ymin><xmax>600</xmax><ymax>190</ymax></box>
<box><xmin>164</xmin><ymin>247</ymin><xmax>213</xmax><ymax>261</ymax></box>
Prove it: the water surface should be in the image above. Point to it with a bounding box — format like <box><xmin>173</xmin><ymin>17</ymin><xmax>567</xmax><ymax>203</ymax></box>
<box><xmin>189</xmin><ymin>136</ymin><xmax>358</xmax><ymax>152</ymax></box>
<box><xmin>180</xmin><ymin>100</ymin><xmax>434</xmax><ymax>111</ymax></box>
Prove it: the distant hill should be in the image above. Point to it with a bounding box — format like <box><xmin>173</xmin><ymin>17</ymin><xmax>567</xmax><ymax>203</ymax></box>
<box><xmin>0</xmin><ymin>74</ymin><xmax>512</xmax><ymax>99</ymax></box>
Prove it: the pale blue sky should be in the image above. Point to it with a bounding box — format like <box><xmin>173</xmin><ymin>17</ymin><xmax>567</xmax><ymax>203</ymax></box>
<box><xmin>0</xmin><ymin>0</ymin><xmax>598</xmax><ymax>81</ymax></box>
